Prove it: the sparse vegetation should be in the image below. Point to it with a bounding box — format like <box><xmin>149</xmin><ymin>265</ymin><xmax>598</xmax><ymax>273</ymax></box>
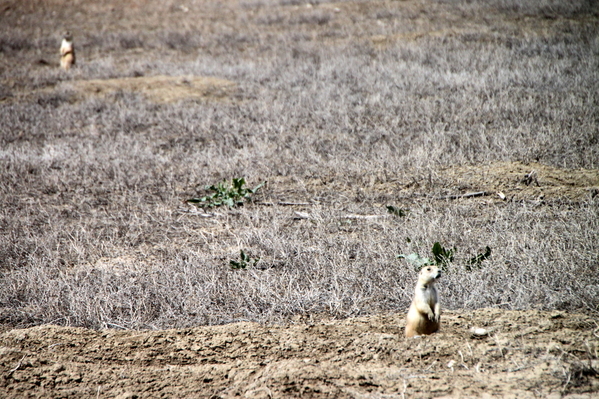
<box><xmin>397</xmin><ymin>252</ymin><xmax>433</xmax><ymax>270</ymax></box>
<box><xmin>230</xmin><ymin>249</ymin><xmax>260</xmax><ymax>270</ymax></box>
<box><xmin>386</xmin><ymin>205</ymin><xmax>409</xmax><ymax>217</ymax></box>
<box><xmin>431</xmin><ymin>242</ymin><xmax>455</xmax><ymax>270</ymax></box>
<box><xmin>398</xmin><ymin>242</ymin><xmax>456</xmax><ymax>272</ymax></box>
<box><xmin>188</xmin><ymin>178</ymin><xmax>264</xmax><ymax>208</ymax></box>
<box><xmin>467</xmin><ymin>246</ymin><xmax>493</xmax><ymax>271</ymax></box>
<box><xmin>399</xmin><ymin>242</ymin><xmax>490</xmax><ymax>272</ymax></box>
<box><xmin>0</xmin><ymin>0</ymin><xmax>598</xmax><ymax>334</ymax></box>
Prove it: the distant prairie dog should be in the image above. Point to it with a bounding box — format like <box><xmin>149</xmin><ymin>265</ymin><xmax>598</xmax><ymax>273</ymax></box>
<box><xmin>405</xmin><ymin>265</ymin><xmax>441</xmax><ymax>338</ymax></box>
<box><xmin>60</xmin><ymin>31</ymin><xmax>75</xmax><ymax>70</ymax></box>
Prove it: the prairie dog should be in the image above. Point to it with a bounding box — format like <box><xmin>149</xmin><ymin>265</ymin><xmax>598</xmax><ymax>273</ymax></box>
<box><xmin>60</xmin><ymin>31</ymin><xmax>75</xmax><ymax>70</ymax></box>
<box><xmin>405</xmin><ymin>265</ymin><xmax>441</xmax><ymax>338</ymax></box>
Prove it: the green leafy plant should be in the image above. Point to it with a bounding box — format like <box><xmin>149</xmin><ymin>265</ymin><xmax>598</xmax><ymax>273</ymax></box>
<box><xmin>398</xmin><ymin>242</ymin><xmax>455</xmax><ymax>272</ymax></box>
<box><xmin>399</xmin><ymin>243</ymin><xmax>492</xmax><ymax>273</ymax></box>
<box><xmin>188</xmin><ymin>178</ymin><xmax>264</xmax><ymax>208</ymax></box>
<box><xmin>397</xmin><ymin>253</ymin><xmax>432</xmax><ymax>270</ymax></box>
<box><xmin>431</xmin><ymin>242</ymin><xmax>455</xmax><ymax>266</ymax></box>
<box><xmin>230</xmin><ymin>250</ymin><xmax>260</xmax><ymax>269</ymax></box>
<box><xmin>386</xmin><ymin>205</ymin><xmax>409</xmax><ymax>217</ymax></box>
<box><xmin>466</xmin><ymin>246</ymin><xmax>492</xmax><ymax>271</ymax></box>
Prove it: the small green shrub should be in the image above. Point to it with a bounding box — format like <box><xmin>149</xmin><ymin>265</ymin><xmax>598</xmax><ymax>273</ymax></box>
<box><xmin>431</xmin><ymin>242</ymin><xmax>455</xmax><ymax>268</ymax></box>
<box><xmin>386</xmin><ymin>205</ymin><xmax>409</xmax><ymax>217</ymax></box>
<box><xmin>188</xmin><ymin>178</ymin><xmax>264</xmax><ymax>208</ymax></box>
<box><xmin>399</xmin><ymin>241</ymin><xmax>454</xmax><ymax>271</ymax></box>
<box><xmin>466</xmin><ymin>246</ymin><xmax>492</xmax><ymax>271</ymax></box>
<box><xmin>399</xmin><ymin>242</ymin><xmax>491</xmax><ymax>272</ymax></box>
<box><xmin>397</xmin><ymin>252</ymin><xmax>433</xmax><ymax>270</ymax></box>
<box><xmin>230</xmin><ymin>250</ymin><xmax>260</xmax><ymax>269</ymax></box>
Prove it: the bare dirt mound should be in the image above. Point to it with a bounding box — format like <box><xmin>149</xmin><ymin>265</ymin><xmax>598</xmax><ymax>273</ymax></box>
<box><xmin>2</xmin><ymin>309</ymin><xmax>597</xmax><ymax>398</ymax></box>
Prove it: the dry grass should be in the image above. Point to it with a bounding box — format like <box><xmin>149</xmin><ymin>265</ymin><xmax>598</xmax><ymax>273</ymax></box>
<box><xmin>0</xmin><ymin>0</ymin><xmax>598</xmax><ymax>330</ymax></box>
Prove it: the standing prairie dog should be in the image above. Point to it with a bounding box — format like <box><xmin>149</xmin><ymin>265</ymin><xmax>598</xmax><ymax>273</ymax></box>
<box><xmin>60</xmin><ymin>31</ymin><xmax>75</xmax><ymax>70</ymax></box>
<box><xmin>405</xmin><ymin>265</ymin><xmax>441</xmax><ymax>338</ymax></box>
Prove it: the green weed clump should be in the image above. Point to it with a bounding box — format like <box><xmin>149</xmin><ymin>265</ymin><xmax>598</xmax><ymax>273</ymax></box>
<box><xmin>467</xmin><ymin>246</ymin><xmax>492</xmax><ymax>271</ymax></box>
<box><xmin>188</xmin><ymin>178</ymin><xmax>264</xmax><ymax>208</ymax></box>
<box><xmin>230</xmin><ymin>250</ymin><xmax>260</xmax><ymax>270</ymax></box>
<box><xmin>386</xmin><ymin>206</ymin><xmax>409</xmax><ymax>217</ymax></box>
<box><xmin>399</xmin><ymin>243</ymin><xmax>490</xmax><ymax>272</ymax></box>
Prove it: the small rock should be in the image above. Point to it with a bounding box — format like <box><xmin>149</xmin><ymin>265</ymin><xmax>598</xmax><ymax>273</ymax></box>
<box><xmin>470</xmin><ymin>327</ymin><xmax>489</xmax><ymax>337</ymax></box>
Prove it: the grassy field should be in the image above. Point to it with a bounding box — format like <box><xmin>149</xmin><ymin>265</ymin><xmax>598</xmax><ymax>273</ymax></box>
<box><xmin>1</xmin><ymin>0</ymin><xmax>598</xmax><ymax>330</ymax></box>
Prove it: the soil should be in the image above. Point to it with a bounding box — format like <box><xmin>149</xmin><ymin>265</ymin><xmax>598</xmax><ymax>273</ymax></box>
<box><xmin>272</xmin><ymin>161</ymin><xmax>599</xmax><ymax>205</ymax></box>
<box><xmin>2</xmin><ymin>309</ymin><xmax>598</xmax><ymax>398</ymax></box>
<box><xmin>434</xmin><ymin>163</ymin><xmax>599</xmax><ymax>203</ymax></box>
<box><xmin>66</xmin><ymin>75</ymin><xmax>237</xmax><ymax>104</ymax></box>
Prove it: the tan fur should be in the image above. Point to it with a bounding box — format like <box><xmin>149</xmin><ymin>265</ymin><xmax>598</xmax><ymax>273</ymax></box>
<box><xmin>60</xmin><ymin>32</ymin><xmax>75</xmax><ymax>70</ymax></box>
<box><xmin>405</xmin><ymin>265</ymin><xmax>441</xmax><ymax>338</ymax></box>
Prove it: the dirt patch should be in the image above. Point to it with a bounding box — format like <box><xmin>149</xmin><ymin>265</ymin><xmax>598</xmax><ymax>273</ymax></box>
<box><xmin>64</xmin><ymin>75</ymin><xmax>236</xmax><ymax>104</ymax></box>
<box><xmin>267</xmin><ymin>162</ymin><xmax>599</xmax><ymax>206</ymax></box>
<box><xmin>1</xmin><ymin>309</ymin><xmax>597</xmax><ymax>398</ymax></box>
<box><xmin>433</xmin><ymin>162</ymin><xmax>599</xmax><ymax>202</ymax></box>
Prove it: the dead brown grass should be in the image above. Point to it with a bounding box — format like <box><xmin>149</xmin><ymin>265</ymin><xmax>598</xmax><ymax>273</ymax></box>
<box><xmin>0</xmin><ymin>0</ymin><xmax>598</xmax><ymax>331</ymax></box>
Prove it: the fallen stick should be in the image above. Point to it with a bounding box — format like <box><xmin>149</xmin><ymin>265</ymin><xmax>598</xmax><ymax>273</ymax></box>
<box><xmin>293</xmin><ymin>212</ymin><xmax>388</xmax><ymax>221</ymax></box>
<box><xmin>258</xmin><ymin>201</ymin><xmax>312</xmax><ymax>206</ymax></box>
<box><xmin>434</xmin><ymin>191</ymin><xmax>488</xmax><ymax>200</ymax></box>
<box><xmin>341</xmin><ymin>214</ymin><xmax>389</xmax><ymax>220</ymax></box>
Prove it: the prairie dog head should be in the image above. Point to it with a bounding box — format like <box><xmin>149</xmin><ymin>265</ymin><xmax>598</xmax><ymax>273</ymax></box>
<box><xmin>418</xmin><ymin>265</ymin><xmax>441</xmax><ymax>286</ymax></box>
<box><xmin>62</xmin><ymin>31</ymin><xmax>73</xmax><ymax>43</ymax></box>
